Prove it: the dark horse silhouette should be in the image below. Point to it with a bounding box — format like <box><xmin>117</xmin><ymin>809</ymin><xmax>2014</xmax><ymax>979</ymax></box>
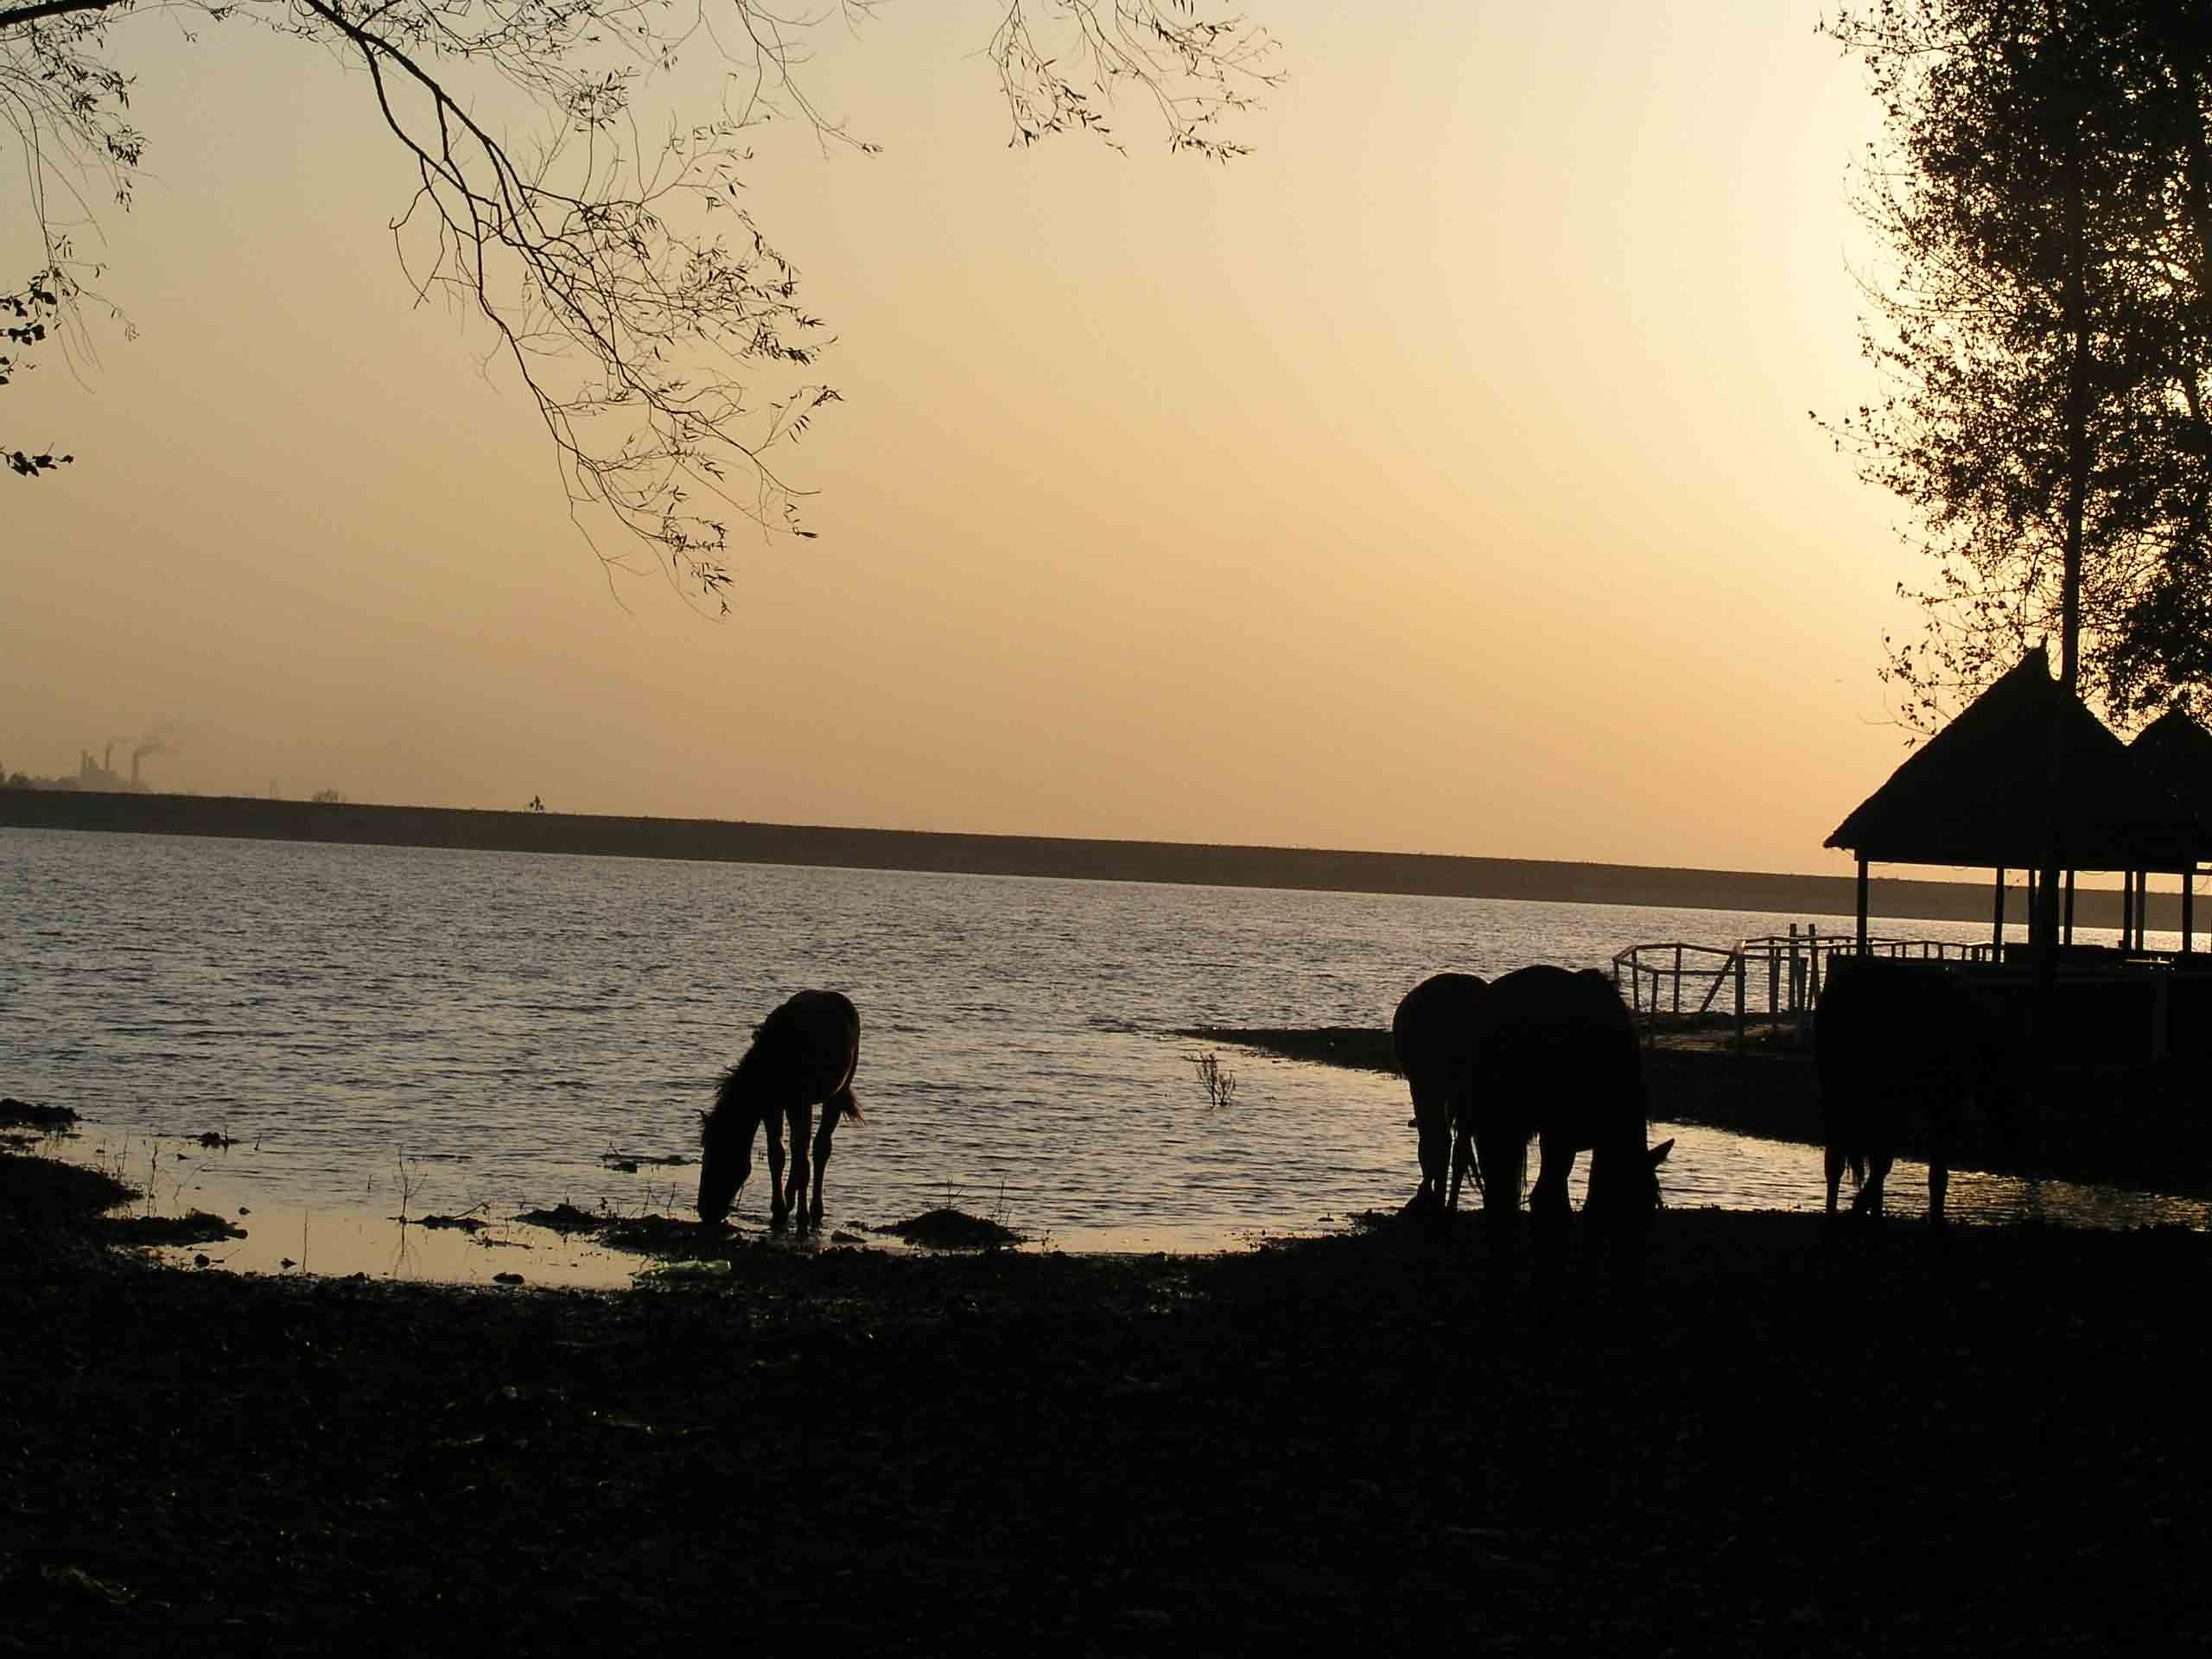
<box><xmin>1392</xmin><ymin>971</ymin><xmax>1487</xmax><ymax>1211</ymax></box>
<box><xmin>1818</xmin><ymin>954</ymin><xmax>2005</xmax><ymax>1226</ymax></box>
<box><xmin>697</xmin><ymin>990</ymin><xmax>861</xmax><ymax>1232</ymax></box>
<box><xmin>1464</xmin><ymin>965</ymin><xmax>1671</xmax><ymax>1261</ymax></box>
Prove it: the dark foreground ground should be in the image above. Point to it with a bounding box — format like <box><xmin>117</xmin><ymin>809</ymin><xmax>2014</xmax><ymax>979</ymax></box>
<box><xmin>6</xmin><ymin>1149</ymin><xmax>2211</xmax><ymax>1656</ymax></box>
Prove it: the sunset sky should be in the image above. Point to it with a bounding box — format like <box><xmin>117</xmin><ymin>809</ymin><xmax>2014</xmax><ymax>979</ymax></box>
<box><xmin>4</xmin><ymin>2</ymin><xmax>1940</xmax><ymax>876</ymax></box>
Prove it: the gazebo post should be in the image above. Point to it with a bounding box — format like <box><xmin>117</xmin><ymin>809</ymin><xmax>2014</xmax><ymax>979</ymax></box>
<box><xmin>1856</xmin><ymin>857</ymin><xmax>1869</xmax><ymax>954</ymax></box>
<box><xmin>2123</xmin><ymin>871</ymin><xmax>2136</xmax><ymax>950</ymax></box>
<box><xmin>2186</xmin><ymin>873</ymin><xmax>2196</xmax><ymax>956</ymax></box>
<box><xmin>1993</xmin><ymin>867</ymin><xmax>2005</xmax><ymax>951</ymax></box>
<box><xmin>2064</xmin><ymin>870</ymin><xmax>2075</xmax><ymax>944</ymax></box>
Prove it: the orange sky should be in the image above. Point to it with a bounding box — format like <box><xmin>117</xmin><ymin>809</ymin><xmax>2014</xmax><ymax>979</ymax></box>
<box><xmin>3</xmin><ymin>3</ymin><xmax>1941</xmax><ymax>875</ymax></box>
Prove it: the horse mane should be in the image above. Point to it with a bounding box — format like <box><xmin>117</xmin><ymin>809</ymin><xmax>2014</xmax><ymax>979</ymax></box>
<box><xmin>703</xmin><ymin>1032</ymin><xmax>774</xmax><ymax>1141</ymax></box>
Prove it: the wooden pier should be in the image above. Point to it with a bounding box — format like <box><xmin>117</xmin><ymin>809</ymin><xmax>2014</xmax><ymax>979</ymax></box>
<box><xmin>1611</xmin><ymin>928</ymin><xmax>1993</xmax><ymax>1052</ymax></box>
<box><xmin>1612</xmin><ymin>927</ymin><xmax>2212</xmax><ymax>1062</ymax></box>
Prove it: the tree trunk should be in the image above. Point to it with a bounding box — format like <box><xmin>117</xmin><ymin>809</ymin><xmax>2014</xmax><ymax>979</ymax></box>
<box><xmin>2043</xmin><ymin>141</ymin><xmax>2094</xmax><ymax>951</ymax></box>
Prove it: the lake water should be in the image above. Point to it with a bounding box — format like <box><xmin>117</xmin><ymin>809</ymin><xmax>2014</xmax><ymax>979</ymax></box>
<box><xmin>5</xmin><ymin>827</ymin><xmax>2206</xmax><ymax>1286</ymax></box>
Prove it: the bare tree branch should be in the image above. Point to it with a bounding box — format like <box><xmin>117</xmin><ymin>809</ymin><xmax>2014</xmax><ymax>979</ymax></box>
<box><xmin>2</xmin><ymin>0</ymin><xmax>1278</xmax><ymax>607</ymax></box>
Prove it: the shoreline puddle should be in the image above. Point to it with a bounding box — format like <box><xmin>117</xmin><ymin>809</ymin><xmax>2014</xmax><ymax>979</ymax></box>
<box><xmin>27</xmin><ymin>1105</ymin><xmax>2212</xmax><ymax>1292</ymax></box>
<box><xmin>27</xmin><ymin>1123</ymin><xmax>1287</xmax><ymax>1289</ymax></box>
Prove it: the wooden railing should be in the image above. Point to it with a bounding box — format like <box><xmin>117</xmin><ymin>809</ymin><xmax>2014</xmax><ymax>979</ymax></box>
<box><xmin>1610</xmin><ymin>929</ymin><xmax>1999</xmax><ymax>1052</ymax></box>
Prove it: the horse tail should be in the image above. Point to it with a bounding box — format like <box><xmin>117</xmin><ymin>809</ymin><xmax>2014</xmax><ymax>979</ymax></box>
<box><xmin>833</xmin><ymin>1087</ymin><xmax>862</xmax><ymax>1124</ymax></box>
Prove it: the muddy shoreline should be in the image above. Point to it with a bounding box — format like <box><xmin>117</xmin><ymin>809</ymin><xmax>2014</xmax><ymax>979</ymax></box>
<box><xmin>6</xmin><ymin>1147</ymin><xmax>2210</xmax><ymax>1653</ymax></box>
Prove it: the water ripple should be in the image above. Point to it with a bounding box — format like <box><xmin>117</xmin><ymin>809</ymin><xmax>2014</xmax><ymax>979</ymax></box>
<box><xmin>4</xmin><ymin>827</ymin><xmax>2200</xmax><ymax>1266</ymax></box>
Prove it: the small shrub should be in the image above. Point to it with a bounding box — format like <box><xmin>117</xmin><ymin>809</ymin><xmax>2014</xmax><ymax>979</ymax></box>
<box><xmin>1190</xmin><ymin>1051</ymin><xmax>1238</xmax><ymax>1112</ymax></box>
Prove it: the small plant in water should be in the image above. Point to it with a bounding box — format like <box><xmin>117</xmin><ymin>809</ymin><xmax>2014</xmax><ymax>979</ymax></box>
<box><xmin>1189</xmin><ymin>1051</ymin><xmax>1238</xmax><ymax>1112</ymax></box>
<box><xmin>394</xmin><ymin>1152</ymin><xmax>425</xmax><ymax>1225</ymax></box>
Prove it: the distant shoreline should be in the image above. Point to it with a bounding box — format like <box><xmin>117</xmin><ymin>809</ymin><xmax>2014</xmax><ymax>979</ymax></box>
<box><xmin>0</xmin><ymin>787</ymin><xmax>2177</xmax><ymax>929</ymax></box>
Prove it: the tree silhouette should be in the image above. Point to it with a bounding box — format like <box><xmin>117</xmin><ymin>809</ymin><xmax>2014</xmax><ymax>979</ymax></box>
<box><xmin>1</xmin><ymin>1</ymin><xmax>1280</xmax><ymax>605</ymax></box>
<box><xmin>1821</xmin><ymin>0</ymin><xmax>2212</xmax><ymax>729</ymax></box>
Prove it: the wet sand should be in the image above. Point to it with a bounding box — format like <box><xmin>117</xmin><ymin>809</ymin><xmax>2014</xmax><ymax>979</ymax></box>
<box><xmin>5</xmin><ymin>1147</ymin><xmax>2208</xmax><ymax>1654</ymax></box>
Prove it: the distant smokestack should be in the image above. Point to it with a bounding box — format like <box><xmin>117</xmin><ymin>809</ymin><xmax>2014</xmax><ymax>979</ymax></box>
<box><xmin>131</xmin><ymin>736</ymin><xmax>168</xmax><ymax>791</ymax></box>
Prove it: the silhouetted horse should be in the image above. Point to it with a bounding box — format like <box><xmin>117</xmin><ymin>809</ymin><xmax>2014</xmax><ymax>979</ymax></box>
<box><xmin>1817</xmin><ymin>954</ymin><xmax>2006</xmax><ymax>1226</ymax></box>
<box><xmin>1392</xmin><ymin>971</ymin><xmax>1487</xmax><ymax>1212</ymax></box>
<box><xmin>1465</xmin><ymin>965</ymin><xmax>1671</xmax><ymax>1262</ymax></box>
<box><xmin>697</xmin><ymin>990</ymin><xmax>861</xmax><ymax>1233</ymax></box>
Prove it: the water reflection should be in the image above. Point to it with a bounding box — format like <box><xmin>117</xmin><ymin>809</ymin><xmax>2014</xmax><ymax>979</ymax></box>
<box><xmin>1647</xmin><ymin>1118</ymin><xmax>2212</xmax><ymax>1230</ymax></box>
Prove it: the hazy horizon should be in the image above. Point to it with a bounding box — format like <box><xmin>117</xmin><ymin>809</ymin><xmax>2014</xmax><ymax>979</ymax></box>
<box><xmin>6</xmin><ymin>4</ymin><xmax>1948</xmax><ymax>880</ymax></box>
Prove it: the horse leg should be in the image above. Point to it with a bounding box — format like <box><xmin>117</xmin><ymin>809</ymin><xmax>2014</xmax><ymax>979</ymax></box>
<box><xmin>785</xmin><ymin>1103</ymin><xmax>813</xmax><ymax>1234</ymax></box>
<box><xmin>809</xmin><ymin>1089</ymin><xmax>850</xmax><ymax>1229</ymax></box>
<box><xmin>1447</xmin><ymin>1120</ymin><xmax>1477</xmax><ymax>1211</ymax></box>
<box><xmin>1474</xmin><ymin>1123</ymin><xmax>1524</xmax><ymax>1262</ymax></box>
<box><xmin>1529</xmin><ymin>1136</ymin><xmax>1574</xmax><ymax>1277</ymax></box>
<box><xmin>1446</xmin><ymin>1071</ymin><xmax>1481</xmax><ymax>1211</ymax></box>
<box><xmin>1824</xmin><ymin>1142</ymin><xmax>1847</xmax><ymax>1217</ymax></box>
<box><xmin>766</xmin><ymin>1110</ymin><xmax>790</xmax><ymax>1230</ymax></box>
<box><xmin>1928</xmin><ymin>1101</ymin><xmax>1953</xmax><ymax>1229</ymax></box>
<box><xmin>1410</xmin><ymin>1078</ymin><xmax>1449</xmax><ymax>1213</ymax></box>
<box><xmin>1852</xmin><ymin>1149</ymin><xmax>1892</xmax><ymax>1221</ymax></box>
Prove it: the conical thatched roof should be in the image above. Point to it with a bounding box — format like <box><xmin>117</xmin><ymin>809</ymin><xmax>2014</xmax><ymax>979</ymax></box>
<box><xmin>1827</xmin><ymin>646</ymin><xmax>2199</xmax><ymax>872</ymax></box>
<box><xmin>2129</xmin><ymin>707</ymin><xmax>2212</xmax><ymax>858</ymax></box>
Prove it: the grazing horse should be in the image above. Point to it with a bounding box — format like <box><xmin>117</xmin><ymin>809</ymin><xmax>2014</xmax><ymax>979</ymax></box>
<box><xmin>697</xmin><ymin>990</ymin><xmax>861</xmax><ymax>1233</ymax></box>
<box><xmin>1465</xmin><ymin>965</ymin><xmax>1672</xmax><ymax>1262</ymax></box>
<box><xmin>1392</xmin><ymin>972</ymin><xmax>1487</xmax><ymax>1212</ymax></box>
<box><xmin>1817</xmin><ymin>954</ymin><xmax>2005</xmax><ymax>1226</ymax></box>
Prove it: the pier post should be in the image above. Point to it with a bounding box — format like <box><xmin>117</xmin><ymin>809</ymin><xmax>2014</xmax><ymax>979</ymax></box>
<box><xmin>2185</xmin><ymin>874</ymin><xmax>2196</xmax><ymax>956</ymax></box>
<box><xmin>2064</xmin><ymin>870</ymin><xmax>2075</xmax><ymax>944</ymax></box>
<box><xmin>1734</xmin><ymin>950</ymin><xmax>1747</xmax><ymax>1054</ymax></box>
<box><xmin>1993</xmin><ymin>868</ymin><xmax>2005</xmax><ymax>950</ymax></box>
<box><xmin>1789</xmin><ymin>925</ymin><xmax>1807</xmax><ymax>1043</ymax></box>
<box><xmin>2123</xmin><ymin>870</ymin><xmax>2135</xmax><ymax>950</ymax></box>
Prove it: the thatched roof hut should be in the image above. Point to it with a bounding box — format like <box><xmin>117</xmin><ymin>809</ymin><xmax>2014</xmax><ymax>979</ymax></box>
<box><xmin>2128</xmin><ymin>708</ymin><xmax>2212</xmax><ymax>860</ymax></box>
<box><xmin>1827</xmin><ymin>646</ymin><xmax>2198</xmax><ymax>874</ymax></box>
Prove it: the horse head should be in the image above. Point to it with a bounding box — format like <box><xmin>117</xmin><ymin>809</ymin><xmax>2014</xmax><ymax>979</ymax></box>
<box><xmin>1582</xmin><ymin>1136</ymin><xmax>1674</xmax><ymax>1242</ymax></box>
<box><xmin>696</xmin><ymin>1091</ymin><xmax>754</xmax><ymax>1227</ymax></box>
